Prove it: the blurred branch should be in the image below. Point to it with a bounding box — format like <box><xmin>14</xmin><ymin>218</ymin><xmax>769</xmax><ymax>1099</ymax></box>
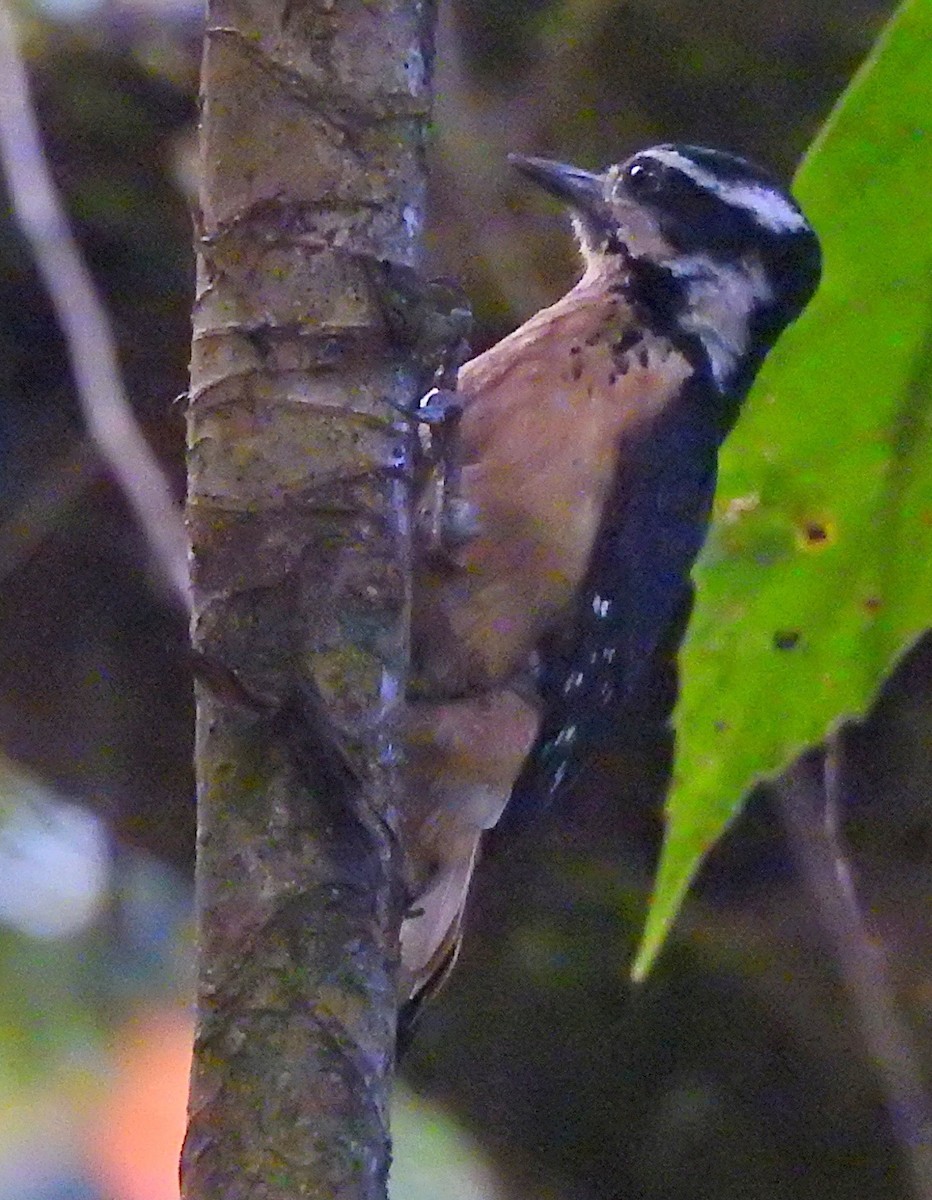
<box><xmin>0</xmin><ymin>3</ymin><xmax>189</xmax><ymax>612</ymax></box>
<box><xmin>776</xmin><ymin>742</ymin><xmax>932</xmax><ymax>1200</ymax></box>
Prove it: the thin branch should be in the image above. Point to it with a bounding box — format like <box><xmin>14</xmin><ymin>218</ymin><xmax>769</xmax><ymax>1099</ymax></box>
<box><xmin>0</xmin><ymin>3</ymin><xmax>189</xmax><ymax>611</ymax></box>
<box><xmin>776</xmin><ymin>741</ymin><xmax>932</xmax><ymax>1200</ymax></box>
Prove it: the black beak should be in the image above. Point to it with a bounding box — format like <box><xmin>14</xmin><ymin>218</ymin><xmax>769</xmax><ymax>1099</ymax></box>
<box><xmin>508</xmin><ymin>154</ymin><xmax>605</xmax><ymax>214</ymax></box>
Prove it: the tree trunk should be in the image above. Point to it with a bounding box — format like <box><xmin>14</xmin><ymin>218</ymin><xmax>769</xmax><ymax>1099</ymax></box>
<box><xmin>181</xmin><ymin>2</ymin><xmax>434</xmax><ymax>1197</ymax></box>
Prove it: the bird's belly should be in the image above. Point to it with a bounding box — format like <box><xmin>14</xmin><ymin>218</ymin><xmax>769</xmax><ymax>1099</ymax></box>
<box><xmin>413</xmin><ymin>391</ymin><xmax>626</xmax><ymax>695</ymax></box>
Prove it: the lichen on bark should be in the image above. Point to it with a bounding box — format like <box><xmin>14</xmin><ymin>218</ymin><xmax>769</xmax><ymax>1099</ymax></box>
<box><xmin>182</xmin><ymin>2</ymin><xmax>435</xmax><ymax>1197</ymax></box>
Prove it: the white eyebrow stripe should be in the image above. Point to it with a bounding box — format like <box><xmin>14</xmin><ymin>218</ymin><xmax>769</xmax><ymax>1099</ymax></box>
<box><xmin>643</xmin><ymin>147</ymin><xmax>809</xmax><ymax>234</ymax></box>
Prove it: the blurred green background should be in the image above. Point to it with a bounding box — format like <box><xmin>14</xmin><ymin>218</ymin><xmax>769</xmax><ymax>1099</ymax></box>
<box><xmin>0</xmin><ymin>1</ymin><xmax>929</xmax><ymax>1199</ymax></box>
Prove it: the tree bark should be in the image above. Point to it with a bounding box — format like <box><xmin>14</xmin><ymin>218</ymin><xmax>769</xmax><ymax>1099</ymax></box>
<box><xmin>181</xmin><ymin>2</ymin><xmax>434</xmax><ymax>1197</ymax></box>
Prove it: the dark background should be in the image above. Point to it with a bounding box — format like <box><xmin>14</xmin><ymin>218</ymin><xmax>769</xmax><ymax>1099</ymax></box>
<box><xmin>0</xmin><ymin>2</ymin><xmax>929</xmax><ymax>1198</ymax></box>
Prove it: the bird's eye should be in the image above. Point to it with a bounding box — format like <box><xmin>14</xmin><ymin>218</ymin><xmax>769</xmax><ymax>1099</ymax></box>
<box><xmin>624</xmin><ymin>159</ymin><xmax>663</xmax><ymax>195</ymax></box>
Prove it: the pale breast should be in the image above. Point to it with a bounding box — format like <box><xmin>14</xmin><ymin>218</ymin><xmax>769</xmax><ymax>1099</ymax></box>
<box><xmin>413</xmin><ymin>279</ymin><xmax>693</xmax><ymax>697</ymax></box>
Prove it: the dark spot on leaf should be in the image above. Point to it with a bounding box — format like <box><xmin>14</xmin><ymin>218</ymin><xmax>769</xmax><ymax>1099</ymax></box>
<box><xmin>637</xmin><ymin>344</ymin><xmax>650</xmax><ymax>368</ymax></box>
<box><xmin>863</xmin><ymin>596</ymin><xmax>882</xmax><ymax>614</ymax></box>
<box><xmin>585</xmin><ymin>330</ymin><xmax>602</xmax><ymax>346</ymax></box>
<box><xmin>713</xmin><ymin>719</ymin><xmax>729</xmax><ymax>733</ymax></box>
<box><xmin>773</xmin><ymin>630</ymin><xmax>800</xmax><ymax>651</ymax></box>
<box><xmin>608</xmin><ymin>371</ymin><xmax>618</xmax><ymax>386</ymax></box>
<box><xmin>570</xmin><ymin>343</ymin><xmax>581</xmax><ymax>355</ymax></box>
<box><xmin>795</xmin><ymin>515</ymin><xmax>836</xmax><ymax>552</ymax></box>
<box><xmin>571</xmin><ymin>359</ymin><xmax>583</xmax><ymax>381</ymax></box>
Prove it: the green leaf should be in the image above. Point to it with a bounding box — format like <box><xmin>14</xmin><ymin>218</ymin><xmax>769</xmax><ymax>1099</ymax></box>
<box><xmin>391</xmin><ymin>1085</ymin><xmax>501</xmax><ymax>1200</ymax></box>
<box><xmin>634</xmin><ymin>0</ymin><xmax>932</xmax><ymax>980</ymax></box>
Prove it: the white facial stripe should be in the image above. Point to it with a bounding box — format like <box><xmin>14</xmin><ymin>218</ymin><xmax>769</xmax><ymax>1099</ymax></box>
<box><xmin>667</xmin><ymin>253</ymin><xmax>774</xmax><ymax>389</ymax></box>
<box><xmin>642</xmin><ymin>147</ymin><xmax>808</xmax><ymax>234</ymax></box>
<box><xmin>716</xmin><ymin>181</ymin><xmax>809</xmax><ymax>234</ymax></box>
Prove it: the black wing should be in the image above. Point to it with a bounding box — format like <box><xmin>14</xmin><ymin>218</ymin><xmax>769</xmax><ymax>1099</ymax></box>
<box><xmin>500</xmin><ymin>389</ymin><xmax>722</xmax><ymax>833</ymax></box>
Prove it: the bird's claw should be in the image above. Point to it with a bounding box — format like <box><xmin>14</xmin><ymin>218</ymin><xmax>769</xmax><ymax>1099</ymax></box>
<box><xmin>415</xmin><ymin>387</ymin><xmax>464</xmax><ymax>428</ymax></box>
<box><xmin>390</xmin><ymin>387</ymin><xmax>463</xmax><ymax>430</ymax></box>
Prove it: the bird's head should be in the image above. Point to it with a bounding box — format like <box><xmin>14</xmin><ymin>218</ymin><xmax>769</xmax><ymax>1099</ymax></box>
<box><xmin>510</xmin><ymin>144</ymin><xmax>821</xmax><ymax>394</ymax></box>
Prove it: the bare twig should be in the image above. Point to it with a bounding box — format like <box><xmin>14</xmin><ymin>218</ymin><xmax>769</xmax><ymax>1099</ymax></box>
<box><xmin>776</xmin><ymin>741</ymin><xmax>932</xmax><ymax>1200</ymax></box>
<box><xmin>0</xmin><ymin>3</ymin><xmax>189</xmax><ymax>611</ymax></box>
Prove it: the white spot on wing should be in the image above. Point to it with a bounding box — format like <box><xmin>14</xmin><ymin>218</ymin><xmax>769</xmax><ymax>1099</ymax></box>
<box><xmin>564</xmin><ymin>671</ymin><xmax>585</xmax><ymax>694</ymax></box>
<box><xmin>644</xmin><ymin>147</ymin><xmax>808</xmax><ymax>234</ymax></box>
